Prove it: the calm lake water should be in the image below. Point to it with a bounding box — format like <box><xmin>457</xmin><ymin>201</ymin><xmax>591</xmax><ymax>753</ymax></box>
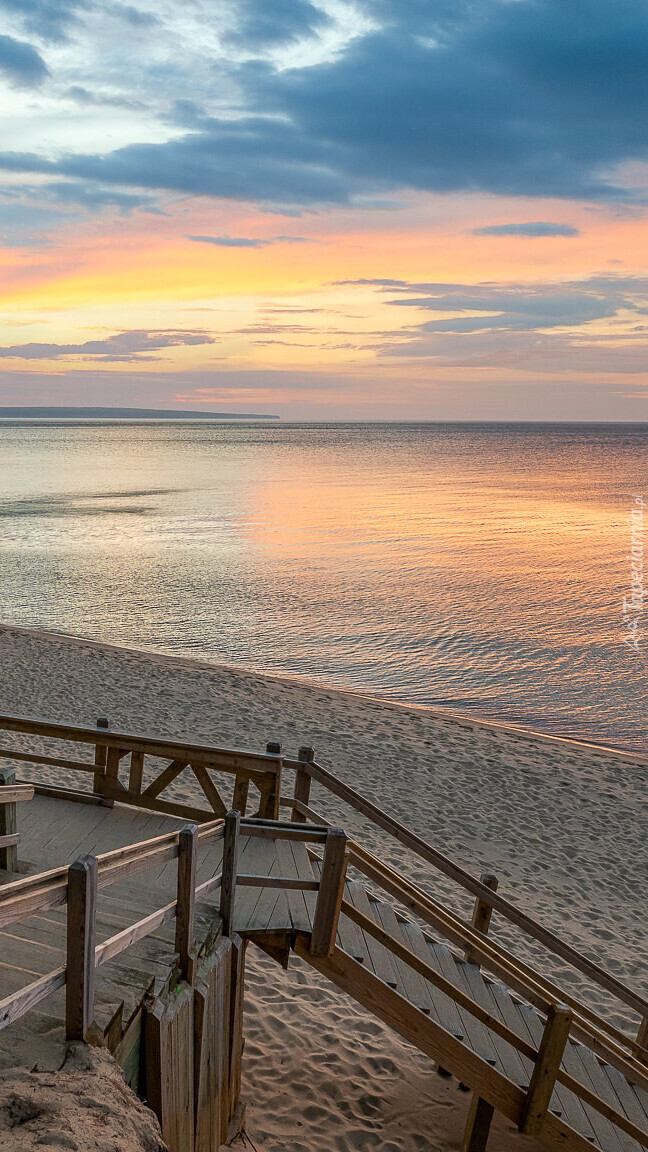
<box><xmin>0</xmin><ymin>421</ymin><xmax>645</xmax><ymax>750</ymax></box>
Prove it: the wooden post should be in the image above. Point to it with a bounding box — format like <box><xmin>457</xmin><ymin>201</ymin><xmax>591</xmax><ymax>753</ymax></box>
<box><xmin>0</xmin><ymin>766</ymin><xmax>18</xmax><ymax>873</ymax></box>
<box><xmin>311</xmin><ymin>827</ymin><xmax>348</xmax><ymax>957</ymax></box>
<box><xmin>129</xmin><ymin>750</ymin><xmax>145</xmax><ymax>797</ymax></box>
<box><xmin>264</xmin><ymin>741</ymin><xmax>281</xmax><ymax>820</ymax></box>
<box><xmin>461</xmin><ymin>1094</ymin><xmax>494</xmax><ymax>1152</ymax></box>
<box><xmin>66</xmin><ymin>854</ymin><xmax>98</xmax><ymax>1040</ymax></box>
<box><xmin>93</xmin><ymin>716</ymin><xmax>109</xmax><ymax>796</ymax></box>
<box><xmin>636</xmin><ymin>1016</ymin><xmax>648</xmax><ymax>1063</ymax></box>
<box><xmin>465</xmin><ymin>873</ymin><xmax>498</xmax><ymax>967</ymax></box>
<box><xmin>519</xmin><ymin>1003</ymin><xmax>572</xmax><ymax>1136</ymax></box>
<box><xmin>175</xmin><ymin>824</ymin><xmax>198</xmax><ymax>982</ymax></box>
<box><xmin>231</xmin><ymin>774</ymin><xmax>249</xmax><ymax>818</ymax></box>
<box><xmin>292</xmin><ymin>745</ymin><xmax>314</xmax><ymax>822</ymax></box>
<box><xmin>220</xmin><ymin>810</ymin><xmax>240</xmax><ymax>937</ymax></box>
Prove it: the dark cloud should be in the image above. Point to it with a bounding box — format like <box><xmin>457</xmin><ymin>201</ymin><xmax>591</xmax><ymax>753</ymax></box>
<box><xmin>224</xmin><ymin>0</ymin><xmax>330</xmax><ymax>48</ymax></box>
<box><xmin>0</xmin><ymin>329</ymin><xmax>216</xmax><ymax>362</ymax></box>
<box><xmin>472</xmin><ymin>222</ymin><xmax>580</xmax><ymax>238</ymax></box>
<box><xmin>0</xmin><ymin>34</ymin><xmax>48</xmax><ymax>87</ymax></box>
<box><xmin>2</xmin><ymin>1</ymin><xmax>648</xmax><ymax>207</ymax></box>
<box><xmin>354</xmin><ymin>274</ymin><xmax>648</xmax><ymax>370</ymax></box>
<box><xmin>0</xmin><ymin>0</ymin><xmax>84</xmax><ymax>42</ymax></box>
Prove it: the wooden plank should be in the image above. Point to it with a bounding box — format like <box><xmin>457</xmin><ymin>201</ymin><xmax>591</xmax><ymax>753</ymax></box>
<box><xmin>0</xmin><ymin>784</ymin><xmax>34</xmax><ymax>803</ymax></box>
<box><xmin>0</xmin><ymin>966</ymin><xmax>66</xmax><ymax>1030</ymax></box>
<box><xmin>94</xmin><ymin>901</ymin><xmax>177</xmax><ymax>968</ymax></box>
<box><xmin>558</xmin><ymin>1062</ymin><xmax>648</xmax><ymax>1150</ymax></box>
<box><xmin>142</xmin><ymin>760</ymin><xmax>189</xmax><ymax>801</ymax></box>
<box><xmin>65</xmin><ymin>854</ymin><xmax>98</xmax><ymax>1040</ymax></box>
<box><xmin>402</xmin><ymin>921</ymin><xmax>466</xmax><ymax>1041</ymax></box>
<box><xmin>348</xmin><ymin>842</ymin><xmax>648</xmax><ymax>1088</ymax></box>
<box><xmin>275</xmin><ymin>838</ymin><xmax>309</xmax><ymax>932</ymax></box>
<box><xmin>0</xmin><ymin>747</ymin><xmax>96</xmax><ymax>773</ymax></box>
<box><xmin>519</xmin><ymin>1004</ymin><xmax>573</xmax><ymax>1136</ymax></box>
<box><xmin>0</xmin><ymin>767</ymin><xmax>18</xmax><ymax>872</ymax></box>
<box><xmin>466</xmin><ymin>874</ymin><xmax>498</xmax><ymax>967</ymax></box>
<box><xmin>487</xmin><ymin>981</ymin><xmax>596</xmax><ymax>1142</ymax></box>
<box><xmin>237</xmin><ymin>874</ymin><xmax>319</xmax><ymax>890</ymax></box>
<box><xmin>220</xmin><ymin>811</ymin><xmax>240</xmax><ymax>937</ymax></box>
<box><xmin>31</xmin><ymin>783</ymin><xmax>111</xmax><ymax>807</ymax></box>
<box><xmin>176</xmin><ymin>825</ymin><xmax>198</xmax><ymax>981</ymax></box>
<box><xmin>311</xmin><ymin>829</ymin><xmax>347</xmax><ymax>957</ymax></box>
<box><xmin>374</xmin><ymin>901</ymin><xmax>435</xmax><ymax>1014</ymax></box>
<box><xmin>190</xmin><ymin>764</ymin><xmax>228</xmax><ymax>818</ymax></box>
<box><xmin>345</xmin><ymin>886</ymin><xmax>399</xmax><ymax>990</ymax></box>
<box><xmin>462</xmin><ymin>1095</ymin><xmax>494</xmax><ymax>1152</ymax></box>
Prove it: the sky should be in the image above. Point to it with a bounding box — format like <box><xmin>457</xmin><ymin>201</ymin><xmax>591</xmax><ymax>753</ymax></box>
<box><xmin>1</xmin><ymin>0</ymin><xmax>648</xmax><ymax>420</ymax></box>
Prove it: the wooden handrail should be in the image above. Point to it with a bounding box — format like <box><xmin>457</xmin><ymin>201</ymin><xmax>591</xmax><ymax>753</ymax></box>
<box><xmin>286</xmin><ymin>756</ymin><xmax>648</xmax><ymax>1021</ymax></box>
<box><xmin>342</xmin><ymin>842</ymin><xmax>648</xmax><ymax>1094</ymax></box>
<box><xmin>0</xmin><ymin>713</ymin><xmax>281</xmax><ymax>771</ymax></box>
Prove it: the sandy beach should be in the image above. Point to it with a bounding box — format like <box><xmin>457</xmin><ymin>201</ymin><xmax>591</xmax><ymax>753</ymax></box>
<box><xmin>0</xmin><ymin>623</ymin><xmax>645</xmax><ymax>1152</ymax></box>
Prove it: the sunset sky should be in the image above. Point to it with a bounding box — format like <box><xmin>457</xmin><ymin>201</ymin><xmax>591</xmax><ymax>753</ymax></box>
<box><xmin>1</xmin><ymin>0</ymin><xmax>648</xmax><ymax>419</ymax></box>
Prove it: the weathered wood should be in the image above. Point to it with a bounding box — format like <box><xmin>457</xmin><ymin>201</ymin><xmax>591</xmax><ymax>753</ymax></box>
<box><xmin>466</xmin><ymin>873</ymin><xmax>498</xmax><ymax>967</ymax></box>
<box><xmin>311</xmin><ymin>828</ymin><xmax>348</xmax><ymax>957</ymax></box>
<box><xmin>0</xmin><ymin>784</ymin><xmax>34</xmax><ymax>804</ymax></box>
<box><xmin>114</xmin><ymin>1007</ymin><xmax>144</xmax><ymax>1092</ymax></box>
<box><xmin>228</xmin><ymin>935</ymin><xmax>245</xmax><ymax>1133</ymax></box>
<box><xmin>65</xmin><ymin>853</ymin><xmax>98</xmax><ymax>1040</ymax></box>
<box><xmin>220</xmin><ymin>811</ymin><xmax>240</xmax><ymax>937</ymax></box>
<box><xmin>295</xmin><ymin>757</ymin><xmax>648</xmax><ymax>1021</ymax></box>
<box><xmin>142</xmin><ymin>759</ymin><xmax>189</xmax><ymax>800</ymax></box>
<box><xmin>298</xmin><ymin>935</ymin><xmax>525</xmax><ymax>1117</ymax></box>
<box><xmin>519</xmin><ymin>1005</ymin><xmax>572</xmax><ymax>1136</ymax></box>
<box><xmin>145</xmin><ymin>983</ymin><xmax>195</xmax><ymax>1152</ymax></box>
<box><xmin>0</xmin><ymin>966</ymin><xmax>66</xmax><ymax>1030</ymax></box>
<box><xmin>557</xmin><ymin>1065</ymin><xmax>648</xmax><ymax>1146</ymax></box>
<box><xmin>31</xmin><ymin>782</ymin><xmax>111</xmax><ymax>806</ymax></box>
<box><xmin>94</xmin><ymin>900</ymin><xmax>177</xmax><ymax>967</ymax></box>
<box><xmin>190</xmin><ymin>763</ymin><xmax>228</xmax><ymax>818</ymax></box>
<box><xmin>231</xmin><ymin>774</ymin><xmax>249</xmax><ymax>818</ymax></box>
<box><xmin>129</xmin><ymin>750</ymin><xmax>145</xmax><ymax>795</ymax></box>
<box><xmin>462</xmin><ymin>1095</ymin><xmax>494</xmax><ymax>1152</ymax></box>
<box><xmin>636</xmin><ymin>1017</ymin><xmax>648</xmax><ymax>1064</ymax></box>
<box><xmin>93</xmin><ymin>716</ymin><xmax>109</xmax><ymax>795</ymax></box>
<box><xmin>194</xmin><ymin>938</ymin><xmax>233</xmax><ymax>1151</ymax></box>
<box><xmin>237</xmin><ymin>873</ymin><xmax>319</xmax><ymax>891</ymax></box>
<box><xmin>176</xmin><ymin>824</ymin><xmax>198</xmax><ymax>981</ymax></box>
<box><xmin>347</xmin><ymin>840</ymin><xmax>648</xmax><ymax>1085</ymax></box>
<box><xmin>340</xmin><ymin>898</ymin><xmax>536</xmax><ymax>1060</ymax></box>
<box><xmin>0</xmin><ymin>767</ymin><xmax>18</xmax><ymax>872</ymax></box>
<box><xmin>292</xmin><ymin>769</ymin><xmax>313</xmax><ymax>823</ymax></box>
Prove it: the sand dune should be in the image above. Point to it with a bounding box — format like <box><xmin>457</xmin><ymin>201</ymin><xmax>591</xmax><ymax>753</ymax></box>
<box><xmin>0</xmin><ymin>624</ymin><xmax>645</xmax><ymax>1150</ymax></box>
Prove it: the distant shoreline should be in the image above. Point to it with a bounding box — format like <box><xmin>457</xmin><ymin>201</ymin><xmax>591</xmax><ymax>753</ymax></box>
<box><xmin>0</xmin><ymin>406</ymin><xmax>280</xmax><ymax>420</ymax></box>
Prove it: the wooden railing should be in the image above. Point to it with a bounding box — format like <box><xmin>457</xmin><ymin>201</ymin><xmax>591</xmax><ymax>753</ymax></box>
<box><xmin>0</xmin><ymin>712</ymin><xmax>283</xmax><ymax>823</ymax></box>
<box><xmin>0</xmin><ymin>765</ymin><xmax>33</xmax><ymax>871</ymax></box>
<box><xmin>0</xmin><ymin>809</ymin><xmax>343</xmax><ymax>1043</ymax></box>
<box><xmin>0</xmin><ymin>714</ymin><xmax>646</xmax><ymax>1149</ymax></box>
<box><xmin>281</xmin><ymin>750</ymin><xmax>648</xmax><ymax>1070</ymax></box>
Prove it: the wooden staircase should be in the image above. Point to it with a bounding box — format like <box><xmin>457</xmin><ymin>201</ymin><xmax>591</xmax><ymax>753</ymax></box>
<box><xmin>0</xmin><ymin>714</ymin><xmax>646</xmax><ymax>1152</ymax></box>
<box><xmin>294</xmin><ymin>866</ymin><xmax>648</xmax><ymax>1152</ymax></box>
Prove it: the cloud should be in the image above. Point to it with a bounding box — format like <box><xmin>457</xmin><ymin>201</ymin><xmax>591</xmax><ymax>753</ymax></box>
<box><xmin>224</xmin><ymin>0</ymin><xmax>330</xmax><ymax>48</ymax></box>
<box><xmin>0</xmin><ymin>34</ymin><xmax>48</xmax><ymax>87</ymax></box>
<box><xmin>0</xmin><ymin>0</ymin><xmax>83</xmax><ymax>43</ymax></box>
<box><xmin>1</xmin><ymin>1</ymin><xmax>648</xmax><ymax>206</ymax></box>
<box><xmin>471</xmin><ymin>222</ymin><xmax>580</xmax><ymax>238</ymax></box>
<box><xmin>0</xmin><ymin>329</ymin><xmax>216</xmax><ymax>362</ymax></box>
<box><xmin>351</xmin><ymin>274</ymin><xmax>648</xmax><ymax>371</ymax></box>
<box><xmin>188</xmin><ymin>233</ymin><xmax>313</xmax><ymax>247</ymax></box>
